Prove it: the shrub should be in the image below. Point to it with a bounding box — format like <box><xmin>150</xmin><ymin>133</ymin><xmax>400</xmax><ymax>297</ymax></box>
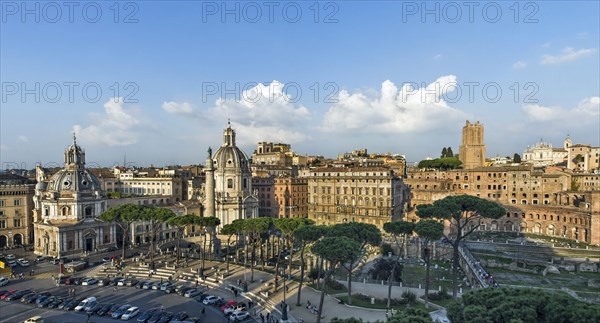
<box><xmin>401</xmin><ymin>290</ymin><xmax>417</xmax><ymax>304</ymax></box>
<box><xmin>380</xmin><ymin>243</ymin><xmax>394</xmax><ymax>255</ymax></box>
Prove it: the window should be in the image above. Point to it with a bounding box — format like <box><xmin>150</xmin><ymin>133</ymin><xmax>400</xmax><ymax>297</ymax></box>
<box><xmin>13</xmin><ymin>199</ymin><xmax>20</xmax><ymax>206</ymax></box>
<box><xmin>227</xmin><ymin>179</ymin><xmax>233</xmax><ymax>189</ymax></box>
<box><xmin>0</xmin><ymin>220</ymin><xmax>5</xmax><ymax>228</ymax></box>
<box><xmin>0</xmin><ymin>200</ymin><xmax>4</xmax><ymax>207</ymax></box>
<box><xmin>13</xmin><ymin>219</ymin><xmax>21</xmax><ymax>227</ymax></box>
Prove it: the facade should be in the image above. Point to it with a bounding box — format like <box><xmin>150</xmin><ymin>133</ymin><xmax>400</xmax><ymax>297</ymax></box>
<box><xmin>204</xmin><ymin>123</ymin><xmax>259</xmax><ymax>226</ymax></box>
<box><xmin>273</xmin><ymin>176</ymin><xmax>308</xmax><ymax>218</ymax></box>
<box><xmin>0</xmin><ymin>173</ymin><xmax>35</xmax><ymax>248</ymax></box>
<box><xmin>523</xmin><ymin>139</ymin><xmax>568</xmax><ymax>167</ymax></box>
<box><xmin>252</xmin><ymin>176</ymin><xmax>277</xmax><ymax>217</ymax></box>
<box><xmin>307</xmin><ymin>167</ymin><xmax>408</xmax><ymax>228</ymax></box>
<box><xmin>567</xmin><ymin>143</ymin><xmax>600</xmax><ymax>172</ymax></box>
<box><xmin>405</xmin><ymin>165</ymin><xmax>600</xmax><ymax>245</ymax></box>
<box><xmin>32</xmin><ymin>136</ymin><xmax>116</xmax><ymax>258</ymax></box>
<box><xmin>459</xmin><ymin>120</ymin><xmax>486</xmax><ymax>169</ymax></box>
<box><xmin>98</xmin><ymin>168</ymin><xmax>183</xmax><ymax>202</ymax></box>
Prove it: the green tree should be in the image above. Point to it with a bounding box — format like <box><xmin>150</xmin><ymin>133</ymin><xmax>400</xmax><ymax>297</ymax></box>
<box><xmin>447</xmin><ymin>288</ymin><xmax>600</xmax><ymax>323</ymax></box>
<box><xmin>388</xmin><ymin>307</ymin><xmax>433</xmax><ymax>323</ymax></box>
<box><xmin>447</xmin><ymin>147</ymin><xmax>454</xmax><ymax>158</ymax></box>
<box><xmin>273</xmin><ymin>218</ymin><xmax>313</xmax><ymax>293</ymax></box>
<box><xmin>242</xmin><ymin>217</ymin><xmax>272</xmax><ymax>282</ymax></box>
<box><xmin>311</xmin><ymin>236</ymin><xmax>361</xmax><ymax>323</ymax></box>
<box><xmin>441</xmin><ymin>147</ymin><xmax>448</xmax><ymax>158</ymax></box>
<box><xmin>220</xmin><ymin>219</ymin><xmax>243</xmax><ymax>273</ymax></box>
<box><xmin>512</xmin><ymin>153</ymin><xmax>522</xmax><ymax>163</ymax></box>
<box><xmin>383</xmin><ymin>221</ymin><xmax>414</xmax><ymax>310</ymax></box>
<box><xmin>416</xmin><ymin>195</ymin><xmax>505</xmax><ymax>298</ymax></box>
<box><xmin>414</xmin><ymin>220</ymin><xmax>444</xmax><ymax>307</ymax></box>
<box><xmin>328</xmin><ymin>222</ymin><xmax>382</xmax><ymax>305</ymax></box>
<box><xmin>100</xmin><ymin>204</ymin><xmax>145</xmax><ymax>260</ymax></box>
<box><xmin>330</xmin><ymin>318</ymin><xmax>365</xmax><ymax>323</ymax></box>
<box><xmin>139</xmin><ymin>206</ymin><xmax>176</xmax><ymax>269</ymax></box>
<box><xmin>199</xmin><ymin>216</ymin><xmax>221</xmax><ymax>267</ymax></box>
<box><xmin>294</xmin><ymin>225</ymin><xmax>328</xmax><ymax>306</ymax></box>
<box><xmin>167</xmin><ymin>214</ymin><xmax>198</xmax><ymax>261</ymax></box>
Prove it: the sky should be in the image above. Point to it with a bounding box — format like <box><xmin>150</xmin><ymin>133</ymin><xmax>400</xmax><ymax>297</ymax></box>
<box><xmin>1</xmin><ymin>1</ymin><xmax>599</xmax><ymax>168</ymax></box>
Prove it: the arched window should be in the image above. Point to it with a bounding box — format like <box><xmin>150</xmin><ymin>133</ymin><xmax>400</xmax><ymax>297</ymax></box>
<box><xmin>227</xmin><ymin>179</ymin><xmax>233</xmax><ymax>189</ymax></box>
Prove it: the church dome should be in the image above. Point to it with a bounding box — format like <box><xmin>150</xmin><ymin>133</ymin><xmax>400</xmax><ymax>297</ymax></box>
<box><xmin>45</xmin><ymin>134</ymin><xmax>102</xmax><ymax>194</ymax></box>
<box><xmin>213</xmin><ymin>123</ymin><xmax>250</xmax><ymax>173</ymax></box>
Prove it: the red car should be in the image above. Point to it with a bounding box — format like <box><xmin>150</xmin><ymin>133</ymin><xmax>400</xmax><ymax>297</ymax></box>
<box><xmin>1</xmin><ymin>290</ymin><xmax>17</xmax><ymax>300</ymax></box>
<box><xmin>221</xmin><ymin>301</ymin><xmax>237</xmax><ymax>312</ymax></box>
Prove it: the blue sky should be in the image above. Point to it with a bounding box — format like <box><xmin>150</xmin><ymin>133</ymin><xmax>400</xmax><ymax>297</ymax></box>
<box><xmin>1</xmin><ymin>1</ymin><xmax>599</xmax><ymax>168</ymax></box>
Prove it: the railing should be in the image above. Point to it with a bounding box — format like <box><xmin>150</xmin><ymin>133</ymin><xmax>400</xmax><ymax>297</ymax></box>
<box><xmin>458</xmin><ymin>243</ymin><xmax>494</xmax><ymax>288</ymax></box>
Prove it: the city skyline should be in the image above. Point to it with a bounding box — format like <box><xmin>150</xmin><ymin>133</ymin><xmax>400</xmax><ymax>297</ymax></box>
<box><xmin>1</xmin><ymin>1</ymin><xmax>599</xmax><ymax>167</ymax></box>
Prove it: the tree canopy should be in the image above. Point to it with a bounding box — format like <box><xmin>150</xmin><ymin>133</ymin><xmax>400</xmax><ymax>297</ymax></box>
<box><xmin>447</xmin><ymin>288</ymin><xmax>600</xmax><ymax>323</ymax></box>
<box><xmin>418</xmin><ymin>157</ymin><xmax>462</xmax><ymax>170</ymax></box>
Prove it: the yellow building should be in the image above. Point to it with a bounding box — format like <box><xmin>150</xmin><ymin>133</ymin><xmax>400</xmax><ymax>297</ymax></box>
<box><xmin>0</xmin><ymin>173</ymin><xmax>35</xmax><ymax>248</ymax></box>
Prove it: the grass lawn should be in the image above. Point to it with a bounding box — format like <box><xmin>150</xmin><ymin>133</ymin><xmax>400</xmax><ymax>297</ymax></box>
<box><xmin>421</xmin><ymin>295</ymin><xmax>456</xmax><ymax>308</ymax></box>
<box><xmin>338</xmin><ymin>295</ymin><xmax>432</xmax><ymax>313</ymax></box>
<box><xmin>308</xmin><ymin>282</ymin><xmax>348</xmax><ymax>294</ymax></box>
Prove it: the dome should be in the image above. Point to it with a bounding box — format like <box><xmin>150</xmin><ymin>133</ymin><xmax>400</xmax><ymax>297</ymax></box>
<box><xmin>212</xmin><ymin>123</ymin><xmax>250</xmax><ymax>174</ymax></box>
<box><xmin>47</xmin><ymin>168</ymin><xmax>102</xmax><ymax>193</ymax></box>
<box><xmin>213</xmin><ymin>146</ymin><xmax>250</xmax><ymax>173</ymax></box>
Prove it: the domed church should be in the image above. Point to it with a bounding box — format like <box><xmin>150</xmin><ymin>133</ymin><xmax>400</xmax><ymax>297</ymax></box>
<box><xmin>203</xmin><ymin>122</ymin><xmax>258</xmax><ymax>226</ymax></box>
<box><xmin>33</xmin><ymin>134</ymin><xmax>116</xmax><ymax>258</ymax></box>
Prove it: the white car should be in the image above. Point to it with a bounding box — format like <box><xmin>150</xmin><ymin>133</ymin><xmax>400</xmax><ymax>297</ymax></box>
<box><xmin>230</xmin><ymin>310</ymin><xmax>250</xmax><ymax>321</ymax></box>
<box><xmin>120</xmin><ymin>306</ymin><xmax>139</xmax><ymax>320</ymax></box>
<box><xmin>81</xmin><ymin>278</ymin><xmax>98</xmax><ymax>286</ymax></box>
<box><xmin>202</xmin><ymin>295</ymin><xmax>222</xmax><ymax>305</ymax></box>
<box><xmin>117</xmin><ymin>278</ymin><xmax>127</xmax><ymax>286</ymax></box>
<box><xmin>74</xmin><ymin>297</ymin><xmax>97</xmax><ymax>312</ymax></box>
<box><xmin>5</xmin><ymin>254</ymin><xmax>16</xmax><ymax>260</ymax></box>
<box><xmin>17</xmin><ymin>258</ymin><xmax>30</xmax><ymax>267</ymax></box>
<box><xmin>0</xmin><ymin>276</ymin><xmax>8</xmax><ymax>286</ymax></box>
<box><xmin>224</xmin><ymin>304</ymin><xmax>246</xmax><ymax>315</ymax></box>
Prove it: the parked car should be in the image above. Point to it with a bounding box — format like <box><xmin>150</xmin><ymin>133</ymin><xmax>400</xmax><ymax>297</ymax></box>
<box><xmin>151</xmin><ymin>282</ymin><xmax>162</xmax><ymax>290</ymax></box>
<box><xmin>224</xmin><ymin>304</ymin><xmax>246</xmax><ymax>315</ymax></box>
<box><xmin>7</xmin><ymin>289</ymin><xmax>31</xmax><ymax>301</ymax></box>
<box><xmin>24</xmin><ymin>316</ymin><xmax>44</xmax><ymax>323</ymax></box>
<box><xmin>98</xmin><ymin>278</ymin><xmax>110</xmax><ymax>286</ymax></box>
<box><xmin>62</xmin><ymin>298</ymin><xmax>83</xmax><ymax>311</ymax></box>
<box><xmin>172</xmin><ymin>311</ymin><xmax>189</xmax><ymax>321</ymax></box>
<box><xmin>146</xmin><ymin>310</ymin><xmax>165</xmax><ymax>323</ymax></box>
<box><xmin>1</xmin><ymin>289</ymin><xmax>16</xmax><ymax>300</ymax></box>
<box><xmin>57</xmin><ymin>297</ymin><xmax>74</xmax><ymax>309</ymax></box>
<box><xmin>111</xmin><ymin>277</ymin><xmax>123</xmax><ymax>286</ymax></box>
<box><xmin>86</xmin><ymin>302</ymin><xmax>104</xmax><ymax>315</ymax></box>
<box><xmin>177</xmin><ymin>287</ymin><xmax>193</xmax><ymax>296</ymax></box>
<box><xmin>96</xmin><ymin>303</ymin><xmax>115</xmax><ymax>316</ymax></box>
<box><xmin>75</xmin><ymin>297</ymin><xmax>97</xmax><ymax>311</ymax></box>
<box><xmin>135</xmin><ymin>280</ymin><xmax>148</xmax><ymax>289</ymax></box>
<box><xmin>84</xmin><ymin>300</ymin><xmax>98</xmax><ymax>312</ymax></box>
<box><xmin>38</xmin><ymin>296</ymin><xmax>58</xmax><ymax>308</ymax></box>
<box><xmin>121</xmin><ymin>306</ymin><xmax>140</xmax><ymax>320</ymax></box>
<box><xmin>159</xmin><ymin>282</ymin><xmax>173</xmax><ymax>291</ymax></box>
<box><xmin>21</xmin><ymin>292</ymin><xmax>41</xmax><ymax>304</ymax></box>
<box><xmin>202</xmin><ymin>295</ymin><xmax>222</xmax><ymax>305</ymax></box>
<box><xmin>0</xmin><ymin>276</ymin><xmax>9</xmax><ymax>286</ymax></box>
<box><xmin>5</xmin><ymin>254</ymin><xmax>16</xmax><ymax>260</ymax></box>
<box><xmin>136</xmin><ymin>308</ymin><xmax>158</xmax><ymax>322</ymax></box>
<box><xmin>126</xmin><ymin>278</ymin><xmax>139</xmax><ymax>287</ymax></box>
<box><xmin>82</xmin><ymin>278</ymin><xmax>98</xmax><ymax>286</ymax></box>
<box><xmin>106</xmin><ymin>304</ymin><xmax>121</xmax><ymax>316</ymax></box>
<box><xmin>184</xmin><ymin>288</ymin><xmax>203</xmax><ymax>298</ymax></box>
<box><xmin>102</xmin><ymin>257</ymin><xmax>111</xmax><ymax>263</ymax></box>
<box><xmin>230</xmin><ymin>310</ymin><xmax>250</xmax><ymax>322</ymax></box>
<box><xmin>112</xmin><ymin>304</ymin><xmax>133</xmax><ymax>319</ymax></box>
<box><xmin>142</xmin><ymin>281</ymin><xmax>154</xmax><ymax>290</ymax></box>
<box><xmin>156</xmin><ymin>311</ymin><xmax>174</xmax><ymax>323</ymax></box>
<box><xmin>117</xmin><ymin>279</ymin><xmax>128</xmax><ymax>286</ymax></box>
<box><xmin>6</xmin><ymin>259</ymin><xmax>17</xmax><ymax>267</ymax></box>
<box><xmin>47</xmin><ymin>297</ymin><xmax>66</xmax><ymax>309</ymax></box>
<box><xmin>17</xmin><ymin>258</ymin><xmax>30</xmax><ymax>267</ymax></box>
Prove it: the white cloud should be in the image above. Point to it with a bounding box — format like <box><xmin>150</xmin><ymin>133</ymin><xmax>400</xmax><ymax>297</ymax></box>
<box><xmin>433</xmin><ymin>54</ymin><xmax>443</xmax><ymax>60</ymax></box>
<box><xmin>162</xmin><ymin>101</ymin><xmax>193</xmax><ymax>115</ymax></box>
<box><xmin>164</xmin><ymin>81</ymin><xmax>313</xmax><ymax>145</ymax></box>
<box><xmin>541</xmin><ymin>42</ymin><xmax>551</xmax><ymax>48</ymax></box>
<box><xmin>321</xmin><ymin>76</ymin><xmax>468</xmax><ymax>134</ymax></box>
<box><xmin>523</xmin><ymin>97</ymin><xmax>599</xmax><ymax>122</ymax></box>
<box><xmin>73</xmin><ymin>97</ymin><xmax>143</xmax><ymax>146</ymax></box>
<box><xmin>540</xmin><ymin>47</ymin><xmax>596</xmax><ymax>65</ymax></box>
<box><xmin>512</xmin><ymin>61</ymin><xmax>527</xmax><ymax>69</ymax></box>
<box><xmin>17</xmin><ymin>135</ymin><xmax>28</xmax><ymax>143</ymax></box>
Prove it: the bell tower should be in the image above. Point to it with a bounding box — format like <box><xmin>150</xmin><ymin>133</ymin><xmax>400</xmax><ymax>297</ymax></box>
<box><xmin>459</xmin><ymin>120</ymin><xmax>486</xmax><ymax>169</ymax></box>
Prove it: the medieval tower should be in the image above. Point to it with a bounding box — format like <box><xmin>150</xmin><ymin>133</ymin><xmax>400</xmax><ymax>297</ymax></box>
<box><xmin>459</xmin><ymin>120</ymin><xmax>486</xmax><ymax>169</ymax></box>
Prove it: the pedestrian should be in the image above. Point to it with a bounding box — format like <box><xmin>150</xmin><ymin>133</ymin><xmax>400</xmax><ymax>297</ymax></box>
<box><xmin>266</xmin><ymin>312</ymin><xmax>270</xmax><ymax>322</ymax></box>
<box><xmin>195</xmin><ymin>280</ymin><xmax>199</xmax><ymax>287</ymax></box>
<box><xmin>260</xmin><ymin>313</ymin><xmax>264</xmax><ymax>323</ymax></box>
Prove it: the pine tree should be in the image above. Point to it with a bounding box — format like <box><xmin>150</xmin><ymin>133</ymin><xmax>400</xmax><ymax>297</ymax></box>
<box><xmin>441</xmin><ymin>147</ymin><xmax>448</xmax><ymax>158</ymax></box>
<box><xmin>447</xmin><ymin>147</ymin><xmax>454</xmax><ymax>157</ymax></box>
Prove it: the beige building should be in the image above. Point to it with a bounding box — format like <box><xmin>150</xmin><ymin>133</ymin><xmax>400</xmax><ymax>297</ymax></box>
<box><xmin>459</xmin><ymin>120</ymin><xmax>486</xmax><ymax>169</ymax></box>
<box><xmin>307</xmin><ymin>167</ymin><xmax>408</xmax><ymax>228</ymax></box>
<box><xmin>523</xmin><ymin>139</ymin><xmax>568</xmax><ymax>167</ymax></box>
<box><xmin>252</xmin><ymin>176</ymin><xmax>277</xmax><ymax>217</ymax></box>
<box><xmin>274</xmin><ymin>176</ymin><xmax>308</xmax><ymax>219</ymax></box>
<box><xmin>33</xmin><ymin>136</ymin><xmax>116</xmax><ymax>258</ymax></box>
<box><xmin>0</xmin><ymin>173</ymin><xmax>35</xmax><ymax>248</ymax></box>
<box><xmin>97</xmin><ymin>168</ymin><xmax>184</xmax><ymax>202</ymax></box>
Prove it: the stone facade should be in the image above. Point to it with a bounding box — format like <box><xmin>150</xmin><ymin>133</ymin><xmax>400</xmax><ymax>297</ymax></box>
<box><xmin>307</xmin><ymin>167</ymin><xmax>409</xmax><ymax>228</ymax></box>
<box><xmin>0</xmin><ymin>173</ymin><xmax>35</xmax><ymax>248</ymax></box>
<box><xmin>32</xmin><ymin>136</ymin><xmax>116</xmax><ymax>258</ymax></box>
<box><xmin>459</xmin><ymin>120</ymin><xmax>486</xmax><ymax>169</ymax></box>
<box><xmin>273</xmin><ymin>176</ymin><xmax>308</xmax><ymax>219</ymax></box>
